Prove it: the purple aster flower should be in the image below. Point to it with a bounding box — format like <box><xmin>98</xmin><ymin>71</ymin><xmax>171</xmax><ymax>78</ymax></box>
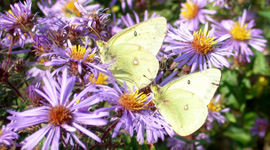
<box><xmin>251</xmin><ymin>118</ymin><xmax>269</xmax><ymax>138</ymax></box>
<box><xmin>70</xmin><ymin>3</ymin><xmax>110</xmax><ymax>41</ymax></box>
<box><xmin>7</xmin><ymin>68</ymin><xmax>109</xmax><ymax>149</ymax></box>
<box><xmin>212</xmin><ymin>9</ymin><xmax>267</xmax><ymax>62</ymax></box>
<box><xmin>97</xmin><ymin>81</ymin><xmax>174</xmax><ymax>144</ymax></box>
<box><xmin>37</xmin><ymin>18</ymin><xmax>77</xmax><ymax>48</ymax></box>
<box><xmin>35</xmin><ymin>17</ymin><xmax>67</xmax><ymax>37</ymax></box>
<box><xmin>174</xmin><ymin>0</ymin><xmax>216</xmax><ymax>31</ymax></box>
<box><xmin>0</xmin><ymin>0</ymin><xmax>36</xmax><ymax>47</ymax></box>
<box><xmin>0</xmin><ymin>31</ymin><xmax>31</xmax><ymax>54</ymax></box>
<box><xmin>110</xmin><ymin>0</ymin><xmax>133</xmax><ymax>12</ymax></box>
<box><xmin>0</xmin><ymin>0</ymin><xmax>34</xmax><ymax>32</ymax></box>
<box><xmin>32</xmin><ymin>34</ymin><xmax>53</xmax><ymax>56</ymax></box>
<box><xmin>38</xmin><ymin>0</ymin><xmax>100</xmax><ymax>19</ymax></box>
<box><xmin>0</xmin><ymin>32</ymin><xmax>32</xmax><ymax>49</ymax></box>
<box><xmin>0</xmin><ymin>125</ymin><xmax>19</xmax><ymax>147</ymax></box>
<box><xmin>165</xmin><ymin>23</ymin><xmax>231</xmax><ymax>73</ymax></box>
<box><xmin>207</xmin><ymin>94</ymin><xmax>230</xmax><ymax>129</ymax></box>
<box><xmin>42</xmin><ymin>38</ymin><xmax>108</xmax><ymax>78</ymax></box>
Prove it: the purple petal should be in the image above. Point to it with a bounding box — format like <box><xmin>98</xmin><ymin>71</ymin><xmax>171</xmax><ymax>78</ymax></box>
<box><xmin>51</xmin><ymin>126</ymin><xmax>60</xmax><ymax>150</ymax></box>
<box><xmin>21</xmin><ymin>124</ymin><xmax>53</xmax><ymax>150</ymax></box>
<box><xmin>72</xmin><ymin>122</ymin><xmax>101</xmax><ymax>142</ymax></box>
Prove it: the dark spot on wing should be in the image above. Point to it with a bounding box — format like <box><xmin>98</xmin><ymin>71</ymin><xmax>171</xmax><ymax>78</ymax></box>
<box><xmin>187</xmin><ymin>80</ymin><xmax>191</xmax><ymax>84</ymax></box>
<box><xmin>134</xmin><ymin>31</ymin><xmax>137</xmax><ymax>36</ymax></box>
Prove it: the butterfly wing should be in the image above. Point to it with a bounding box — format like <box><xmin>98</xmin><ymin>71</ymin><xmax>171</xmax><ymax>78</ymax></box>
<box><xmin>107</xmin><ymin>17</ymin><xmax>167</xmax><ymax>56</ymax></box>
<box><xmin>155</xmin><ymin>89</ymin><xmax>208</xmax><ymax>136</ymax></box>
<box><xmin>103</xmin><ymin>44</ymin><xmax>159</xmax><ymax>90</ymax></box>
<box><xmin>162</xmin><ymin>69</ymin><xmax>221</xmax><ymax>105</ymax></box>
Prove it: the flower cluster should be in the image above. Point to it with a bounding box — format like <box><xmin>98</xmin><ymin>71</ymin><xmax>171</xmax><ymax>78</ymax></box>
<box><xmin>8</xmin><ymin>68</ymin><xmax>109</xmax><ymax>149</ymax></box>
<box><xmin>212</xmin><ymin>9</ymin><xmax>267</xmax><ymax>63</ymax></box>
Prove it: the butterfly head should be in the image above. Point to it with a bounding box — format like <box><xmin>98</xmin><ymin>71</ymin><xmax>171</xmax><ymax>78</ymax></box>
<box><xmin>96</xmin><ymin>40</ymin><xmax>108</xmax><ymax>62</ymax></box>
<box><xmin>150</xmin><ymin>85</ymin><xmax>161</xmax><ymax>96</ymax></box>
<box><xmin>96</xmin><ymin>40</ymin><xmax>106</xmax><ymax>52</ymax></box>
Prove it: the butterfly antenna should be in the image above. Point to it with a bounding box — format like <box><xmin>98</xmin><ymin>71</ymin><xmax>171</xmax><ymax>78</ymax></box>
<box><xmin>143</xmin><ymin>74</ymin><xmax>152</xmax><ymax>82</ymax></box>
<box><xmin>90</xmin><ymin>26</ymin><xmax>102</xmax><ymax>40</ymax></box>
<box><xmin>143</xmin><ymin>68</ymin><xmax>156</xmax><ymax>82</ymax></box>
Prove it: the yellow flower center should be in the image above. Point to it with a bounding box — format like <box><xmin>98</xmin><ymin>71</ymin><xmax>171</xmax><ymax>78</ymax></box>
<box><xmin>63</xmin><ymin>0</ymin><xmax>81</xmax><ymax>17</ymax></box>
<box><xmin>191</xmin><ymin>29</ymin><xmax>218</xmax><ymax>54</ymax></box>
<box><xmin>208</xmin><ymin>99</ymin><xmax>222</xmax><ymax>112</ymax></box>
<box><xmin>230</xmin><ymin>22</ymin><xmax>251</xmax><ymax>41</ymax></box>
<box><xmin>49</xmin><ymin>106</ymin><xmax>72</xmax><ymax>126</ymax></box>
<box><xmin>89</xmin><ymin>73</ymin><xmax>108</xmax><ymax>85</ymax></box>
<box><xmin>119</xmin><ymin>90</ymin><xmax>148</xmax><ymax>112</ymax></box>
<box><xmin>69</xmin><ymin>45</ymin><xmax>95</xmax><ymax>62</ymax></box>
<box><xmin>181</xmin><ymin>1</ymin><xmax>199</xmax><ymax>20</ymax></box>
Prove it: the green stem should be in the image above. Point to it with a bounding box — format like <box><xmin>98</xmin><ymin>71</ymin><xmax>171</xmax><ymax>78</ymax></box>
<box><xmin>7</xmin><ymin>81</ymin><xmax>26</xmax><ymax>102</ymax></box>
<box><xmin>5</xmin><ymin>35</ymin><xmax>14</xmax><ymax>71</ymax></box>
<box><xmin>88</xmin><ymin>119</ymin><xmax>120</xmax><ymax>150</ymax></box>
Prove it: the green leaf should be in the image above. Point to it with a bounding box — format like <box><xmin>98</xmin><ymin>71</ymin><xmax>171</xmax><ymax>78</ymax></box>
<box><xmin>257</xmin><ymin>10</ymin><xmax>270</xmax><ymax>19</ymax></box>
<box><xmin>242</xmin><ymin>78</ymin><xmax>251</xmax><ymax>89</ymax></box>
<box><xmin>253</xmin><ymin>51</ymin><xmax>270</xmax><ymax>75</ymax></box>
<box><xmin>226</xmin><ymin>112</ymin><xmax>237</xmax><ymax>123</ymax></box>
<box><xmin>243</xmin><ymin>112</ymin><xmax>257</xmax><ymax>130</ymax></box>
<box><xmin>224</xmin><ymin>126</ymin><xmax>251</xmax><ymax>145</ymax></box>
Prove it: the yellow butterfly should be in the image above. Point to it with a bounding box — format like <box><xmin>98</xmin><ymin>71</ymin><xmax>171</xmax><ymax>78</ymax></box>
<box><xmin>97</xmin><ymin>17</ymin><xmax>167</xmax><ymax>90</ymax></box>
<box><xmin>152</xmin><ymin>68</ymin><xmax>222</xmax><ymax>136</ymax></box>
